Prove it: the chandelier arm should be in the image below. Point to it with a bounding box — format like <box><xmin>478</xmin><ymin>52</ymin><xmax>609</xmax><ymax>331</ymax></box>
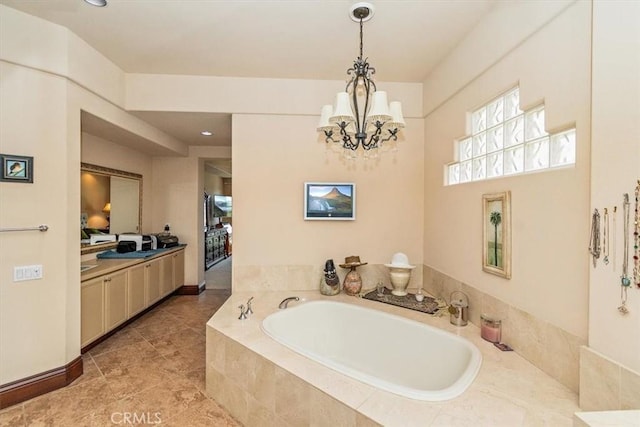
<box><xmin>337</xmin><ymin>121</ymin><xmax>358</xmax><ymax>150</ymax></box>
<box><xmin>379</xmin><ymin>127</ymin><xmax>400</xmax><ymax>144</ymax></box>
<box><xmin>362</xmin><ymin>121</ymin><xmax>384</xmax><ymax>150</ymax></box>
<box><xmin>322</xmin><ymin>129</ymin><xmax>340</xmax><ymax>144</ymax></box>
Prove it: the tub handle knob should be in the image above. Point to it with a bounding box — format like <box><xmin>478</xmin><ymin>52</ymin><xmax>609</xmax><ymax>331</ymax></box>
<box><xmin>279</xmin><ymin>296</ymin><xmax>300</xmax><ymax>309</ymax></box>
<box><xmin>238</xmin><ymin>304</ymin><xmax>248</xmax><ymax>320</ymax></box>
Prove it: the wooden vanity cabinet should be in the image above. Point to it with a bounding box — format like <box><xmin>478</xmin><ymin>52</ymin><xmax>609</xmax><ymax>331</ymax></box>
<box><xmin>159</xmin><ymin>255</ymin><xmax>173</xmax><ymax>297</ymax></box>
<box><xmin>81</xmin><ymin>248</ymin><xmax>185</xmax><ymax>350</ymax></box>
<box><xmin>81</xmin><ymin>277</ymin><xmax>105</xmax><ymax>347</ymax></box>
<box><xmin>127</xmin><ymin>264</ymin><xmax>146</xmax><ymax>318</ymax></box>
<box><xmin>104</xmin><ymin>270</ymin><xmax>128</xmax><ymax>331</ymax></box>
<box><xmin>172</xmin><ymin>250</ymin><xmax>185</xmax><ymax>290</ymax></box>
<box><xmin>145</xmin><ymin>259</ymin><xmax>161</xmax><ymax>306</ymax></box>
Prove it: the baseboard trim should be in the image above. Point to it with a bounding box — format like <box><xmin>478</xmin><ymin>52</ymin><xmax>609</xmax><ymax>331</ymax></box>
<box><xmin>175</xmin><ymin>281</ymin><xmax>205</xmax><ymax>295</ymax></box>
<box><xmin>0</xmin><ymin>356</ymin><xmax>83</xmax><ymax>410</ymax></box>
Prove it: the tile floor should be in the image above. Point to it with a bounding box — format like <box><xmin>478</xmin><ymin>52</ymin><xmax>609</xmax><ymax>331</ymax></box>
<box><xmin>0</xmin><ymin>290</ymin><xmax>239</xmax><ymax>427</ymax></box>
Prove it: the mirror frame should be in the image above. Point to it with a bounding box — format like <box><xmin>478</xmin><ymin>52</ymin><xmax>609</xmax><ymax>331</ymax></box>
<box><xmin>81</xmin><ymin>162</ymin><xmax>143</xmax><ymax>255</ymax></box>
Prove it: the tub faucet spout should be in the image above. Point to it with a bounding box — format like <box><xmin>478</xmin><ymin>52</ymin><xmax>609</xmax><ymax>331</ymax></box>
<box><xmin>279</xmin><ymin>296</ymin><xmax>300</xmax><ymax>309</ymax></box>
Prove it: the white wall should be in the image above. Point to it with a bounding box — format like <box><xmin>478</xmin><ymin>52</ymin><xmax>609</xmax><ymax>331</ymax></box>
<box><xmin>151</xmin><ymin>156</ymin><xmax>204</xmax><ymax>288</ymax></box>
<box><xmin>589</xmin><ymin>0</ymin><xmax>640</xmax><ymax>372</ymax></box>
<box><xmin>0</xmin><ymin>61</ymin><xmax>74</xmax><ymax>384</ymax></box>
<box><xmin>232</xmin><ymin>113</ymin><xmax>424</xmax><ymax>273</ymax></box>
<box><xmin>422</xmin><ymin>1</ymin><xmax>591</xmax><ymax>339</ymax></box>
<box><xmin>0</xmin><ymin>5</ymin><xmax>187</xmax><ymax>385</ymax></box>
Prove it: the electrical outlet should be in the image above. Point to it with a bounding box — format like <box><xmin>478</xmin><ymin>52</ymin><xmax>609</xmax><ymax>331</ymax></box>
<box><xmin>14</xmin><ymin>265</ymin><xmax>43</xmax><ymax>282</ymax></box>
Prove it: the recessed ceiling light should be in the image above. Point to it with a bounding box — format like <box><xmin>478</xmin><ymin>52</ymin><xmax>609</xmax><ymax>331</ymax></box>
<box><xmin>84</xmin><ymin>0</ymin><xmax>107</xmax><ymax>7</ymax></box>
<box><xmin>201</xmin><ymin>131</ymin><xmax>213</xmax><ymax>136</ymax></box>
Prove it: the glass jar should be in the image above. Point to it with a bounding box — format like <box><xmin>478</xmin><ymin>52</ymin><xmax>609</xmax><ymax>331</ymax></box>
<box><xmin>480</xmin><ymin>315</ymin><xmax>502</xmax><ymax>343</ymax></box>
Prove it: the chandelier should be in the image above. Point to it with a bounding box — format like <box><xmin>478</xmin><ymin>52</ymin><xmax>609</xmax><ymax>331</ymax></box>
<box><xmin>317</xmin><ymin>2</ymin><xmax>405</xmax><ymax>155</ymax></box>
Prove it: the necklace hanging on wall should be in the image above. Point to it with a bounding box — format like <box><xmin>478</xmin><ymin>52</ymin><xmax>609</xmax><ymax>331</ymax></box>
<box><xmin>613</xmin><ymin>206</ymin><xmax>617</xmax><ymax>270</ymax></box>
<box><xmin>619</xmin><ymin>193</ymin><xmax>631</xmax><ymax>314</ymax></box>
<box><xmin>589</xmin><ymin>209</ymin><xmax>601</xmax><ymax>267</ymax></box>
<box><xmin>603</xmin><ymin>208</ymin><xmax>609</xmax><ymax>265</ymax></box>
<box><xmin>634</xmin><ymin>180</ymin><xmax>639</xmax><ymax>288</ymax></box>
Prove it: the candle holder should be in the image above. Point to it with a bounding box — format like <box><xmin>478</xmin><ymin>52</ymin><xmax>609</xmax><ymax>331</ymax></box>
<box><xmin>480</xmin><ymin>315</ymin><xmax>502</xmax><ymax>343</ymax></box>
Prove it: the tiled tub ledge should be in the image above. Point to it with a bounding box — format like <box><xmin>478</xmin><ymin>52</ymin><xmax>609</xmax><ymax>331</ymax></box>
<box><xmin>206</xmin><ymin>291</ymin><xmax>579</xmax><ymax>427</ymax></box>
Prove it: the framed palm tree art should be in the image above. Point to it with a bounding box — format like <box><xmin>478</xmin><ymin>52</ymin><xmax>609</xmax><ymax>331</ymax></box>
<box><xmin>482</xmin><ymin>191</ymin><xmax>511</xmax><ymax>279</ymax></box>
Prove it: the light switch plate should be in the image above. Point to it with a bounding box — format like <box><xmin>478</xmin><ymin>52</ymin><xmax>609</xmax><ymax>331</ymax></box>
<box><xmin>14</xmin><ymin>265</ymin><xmax>43</xmax><ymax>282</ymax></box>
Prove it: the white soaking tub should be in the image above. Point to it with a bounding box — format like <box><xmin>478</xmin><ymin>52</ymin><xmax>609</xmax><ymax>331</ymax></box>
<box><xmin>261</xmin><ymin>300</ymin><xmax>482</xmax><ymax>401</ymax></box>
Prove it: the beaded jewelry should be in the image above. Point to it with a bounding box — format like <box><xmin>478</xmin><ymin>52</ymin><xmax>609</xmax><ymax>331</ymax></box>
<box><xmin>634</xmin><ymin>180</ymin><xmax>639</xmax><ymax>288</ymax></box>
<box><xmin>603</xmin><ymin>208</ymin><xmax>609</xmax><ymax>265</ymax></box>
<box><xmin>589</xmin><ymin>209</ymin><xmax>601</xmax><ymax>268</ymax></box>
<box><xmin>620</xmin><ymin>194</ymin><xmax>631</xmax><ymax>314</ymax></box>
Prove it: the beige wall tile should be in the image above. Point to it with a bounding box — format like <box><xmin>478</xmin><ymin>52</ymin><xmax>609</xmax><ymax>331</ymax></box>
<box><xmin>205</xmin><ymin>328</ymin><xmax>225</xmax><ymax>374</ymax></box>
<box><xmin>309</xmin><ymin>386</ymin><xmax>356</xmax><ymax>427</ymax></box>
<box><xmin>620</xmin><ymin>366</ymin><xmax>640</xmax><ymax>409</ymax></box>
<box><xmin>356</xmin><ymin>412</ymin><xmax>383</xmax><ymax>427</ymax></box>
<box><xmin>247</xmin><ymin>395</ymin><xmax>279</xmax><ymax>427</ymax></box>
<box><xmin>220</xmin><ymin>377</ymin><xmax>249</xmax><ymax>426</ymax></box>
<box><xmin>248</xmin><ymin>355</ymin><xmax>276</xmax><ymax>411</ymax></box>
<box><xmin>275</xmin><ymin>366</ymin><xmax>311</xmax><ymax>427</ymax></box>
<box><xmin>462</xmin><ymin>282</ymin><xmax>483</xmax><ymax>326</ymax></box>
<box><xmin>205</xmin><ymin>365</ymin><xmax>226</xmax><ymax>409</ymax></box>
<box><xmin>541</xmin><ymin>323</ymin><xmax>584</xmax><ymax>393</ymax></box>
<box><xmin>506</xmin><ymin>306</ymin><xmax>544</xmax><ymax>368</ymax></box>
<box><xmin>287</xmin><ymin>265</ymin><xmax>321</xmax><ymax>291</ymax></box>
<box><xmin>580</xmin><ymin>346</ymin><xmax>621</xmax><ymax>410</ymax></box>
<box><xmin>225</xmin><ymin>338</ymin><xmax>255</xmax><ymax>388</ymax></box>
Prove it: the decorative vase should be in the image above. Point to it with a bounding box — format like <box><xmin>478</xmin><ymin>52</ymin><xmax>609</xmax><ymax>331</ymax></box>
<box><xmin>338</xmin><ymin>255</ymin><xmax>367</xmax><ymax>296</ymax></box>
<box><xmin>319</xmin><ymin>259</ymin><xmax>340</xmax><ymax>296</ymax></box>
<box><xmin>388</xmin><ymin>267</ymin><xmax>412</xmax><ymax>296</ymax></box>
<box><xmin>342</xmin><ymin>268</ymin><xmax>362</xmax><ymax>296</ymax></box>
<box><xmin>384</xmin><ymin>252</ymin><xmax>416</xmax><ymax>296</ymax></box>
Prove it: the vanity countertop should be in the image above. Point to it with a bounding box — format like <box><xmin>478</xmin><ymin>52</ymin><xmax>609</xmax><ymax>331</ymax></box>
<box><xmin>81</xmin><ymin>245</ymin><xmax>185</xmax><ymax>282</ymax></box>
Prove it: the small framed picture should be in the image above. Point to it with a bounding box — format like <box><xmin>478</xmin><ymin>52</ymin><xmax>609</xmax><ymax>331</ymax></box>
<box><xmin>304</xmin><ymin>182</ymin><xmax>356</xmax><ymax>220</ymax></box>
<box><xmin>482</xmin><ymin>191</ymin><xmax>511</xmax><ymax>279</ymax></box>
<box><xmin>0</xmin><ymin>154</ymin><xmax>33</xmax><ymax>183</ymax></box>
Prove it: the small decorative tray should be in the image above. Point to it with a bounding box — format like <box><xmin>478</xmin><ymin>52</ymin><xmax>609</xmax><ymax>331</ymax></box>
<box><xmin>362</xmin><ymin>288</ymin><xmax>440</xmax><ymax>315</ymax></box>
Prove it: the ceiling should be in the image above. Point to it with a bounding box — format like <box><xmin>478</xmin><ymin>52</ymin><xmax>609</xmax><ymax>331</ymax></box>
<box><xmin>3</xmin><ymin>0</ymin><xmax>496</xmax><ymax>171</ymax></box>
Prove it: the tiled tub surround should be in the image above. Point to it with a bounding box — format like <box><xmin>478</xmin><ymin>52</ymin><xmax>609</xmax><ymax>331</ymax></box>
<box><xmin>235</xmin><ymin>262</ymin><xmax>585</xmax><ymax>393</ymax></box>
<box><xmin>422</xmin><ymin>264</ymin><xmax>586</xmax><ymax>393</ymax></box>
<box><xmin>579</xmin><ymin>346</ymin><xmax>640</xmax><ymax>411</ymax></box>
<box><xmin>206</xmin><ymin>291</ymin><xmax>579</xmax><ymax>426</ymax></box>
<box><xmin>233</xmin><ymin>264</ymin><xmax>423</xmax><ymax>294</ymax></box>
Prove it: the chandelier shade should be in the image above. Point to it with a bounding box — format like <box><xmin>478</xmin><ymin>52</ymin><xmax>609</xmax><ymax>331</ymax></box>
<box><xmin>318</xmin><ymin>2</ymin><xmax>405</xmax><ymax>154</ymax></box>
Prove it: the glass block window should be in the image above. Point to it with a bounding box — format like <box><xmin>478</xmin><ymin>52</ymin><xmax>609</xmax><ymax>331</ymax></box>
<box><xmin>446</xmin><ymin>87</ymin><xmax>576</xmax><ymax>186</ymax></box>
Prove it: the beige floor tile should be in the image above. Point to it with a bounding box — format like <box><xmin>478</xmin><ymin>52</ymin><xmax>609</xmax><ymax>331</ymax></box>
<box><xmin>128</xmin><ymin>382</ymin><xmax>208</xmax><ymax>422</ymax></box>
<box><xmin>67</xmin><ymin>355</ymin><xmax>103</xmax><ymax>388</ymax></box>
<box><xmin>1</xmin><ymin>291</ymin><xmax>231</xmax><ymax>426</ymax></box>
<box><xmin>88</xmin><ymin>328</ymin><xmax>146</xmax><ymax>357</ymax></box>
<box><xmin>0</xmin><ymin>404</ymin><xmax>24</xmax><ymax>427</ymax></box>
<box><xmin>92</xmin><ymin>340</ymin><xmax>162</xmax><ymax>376</ymax></box>
<box><xmin>165</xmin><ymin>397</ymin><xmax>240</xmax><ymax>426</ymax></box>
<box><xmin>147</xmin><ymin>327</ymin><xmax>206</xmax><ymax>356</ymax></box>
<box><xmin>23</xmin><ymin>377</ymin><xmax>117</xmax><ymax>426</ymax></box>
<box><xmin>134</xmin><ymin>317</ymin><xmax>187</xmax><ymax>340</ymax></box>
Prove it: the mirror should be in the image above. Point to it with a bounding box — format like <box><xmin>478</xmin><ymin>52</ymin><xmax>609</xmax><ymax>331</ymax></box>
<box><xmin>81</xmin><ymin>163</ymin><xmax>142</xmax><ymax>254</ymax></box>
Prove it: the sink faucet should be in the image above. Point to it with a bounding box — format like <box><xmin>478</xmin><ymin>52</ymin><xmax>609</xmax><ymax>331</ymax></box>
<box><xmin>238</xmin><ymin>304</ymin><xmax>248</xmax><ymax>320</ymax></box>
<box><xmin>279</xmin><ymin>296</ymin><xmax>300</xmax><ymax>309</ymax></box>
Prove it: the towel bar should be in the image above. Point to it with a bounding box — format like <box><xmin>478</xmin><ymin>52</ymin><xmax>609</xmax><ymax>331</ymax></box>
<box><xmin>0</xmin><ymin>225</ymin><xmax>49</xmax><ymax>233</ymax></box>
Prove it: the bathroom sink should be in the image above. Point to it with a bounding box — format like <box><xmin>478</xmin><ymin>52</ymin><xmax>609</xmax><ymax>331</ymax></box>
<box><xmin>81</xmin><ymin>264</ymin><xmax>98</xmax><ymax>272</ymax></box>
